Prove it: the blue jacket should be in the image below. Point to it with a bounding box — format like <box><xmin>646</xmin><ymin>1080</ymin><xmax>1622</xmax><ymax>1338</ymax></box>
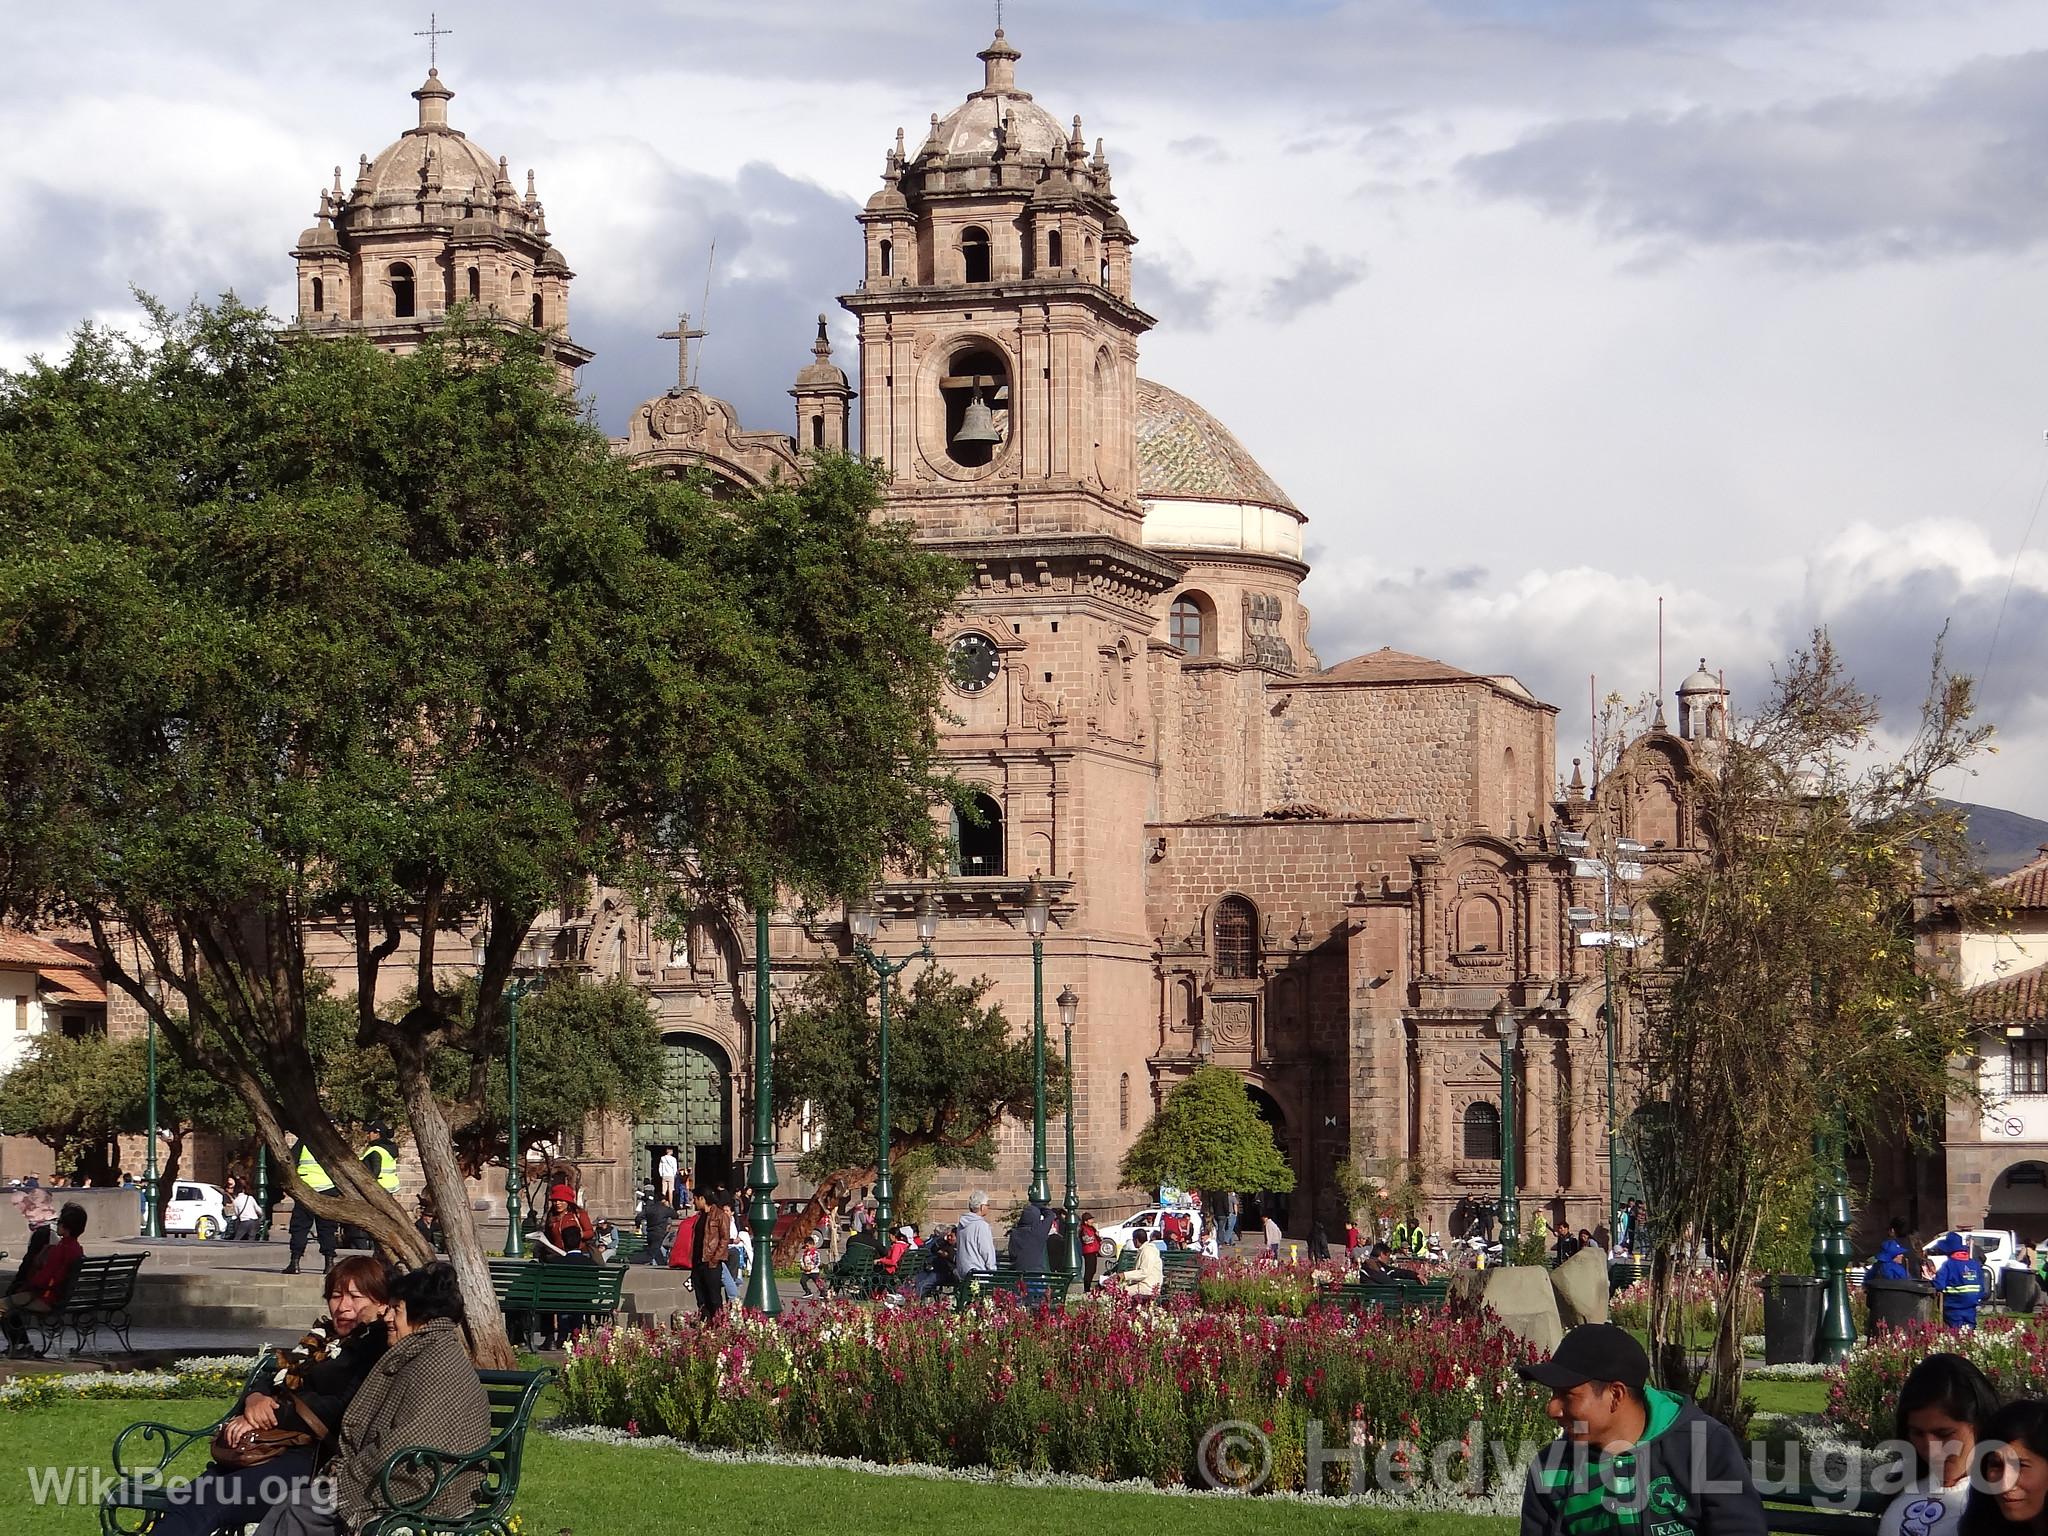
<box><xmin>1933</xmin><ymin>1254</ymin><xmax>1984</xmax><ymax>1326</ymax></box>
<box><xmin>1865</xmin><ymin>1240</ymin><xmax>1910</xmax><ymax>1286</ymax></box>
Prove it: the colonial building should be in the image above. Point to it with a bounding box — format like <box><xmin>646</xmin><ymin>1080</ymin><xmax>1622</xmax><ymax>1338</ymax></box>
<box><xmin>240</xmin><ymin>30</ymin><xmax>1712</xmax><ymax>1236</ymax></box>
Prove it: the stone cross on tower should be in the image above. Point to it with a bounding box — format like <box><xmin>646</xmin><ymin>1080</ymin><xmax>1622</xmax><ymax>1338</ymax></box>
<box><xmin>414</xmin><ymin>12</ymin><xmax>453</xmax><ymax>69</ymax></box>
<box><xmin>658</xmin><ymin>313</ymin><xmax>706</xmax><ymax>394</ymax></box>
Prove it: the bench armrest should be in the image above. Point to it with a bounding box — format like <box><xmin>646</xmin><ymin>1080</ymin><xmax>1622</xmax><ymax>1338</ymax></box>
<box><xmin>110</xmin><ymin>1410</ymin><xmax>232</xmax><ymax>1480</ymax></box>
<box><xmin>367</xmin><ymin>1435</ymin><xmax>502</xmax><ymax>1527</ymax></box>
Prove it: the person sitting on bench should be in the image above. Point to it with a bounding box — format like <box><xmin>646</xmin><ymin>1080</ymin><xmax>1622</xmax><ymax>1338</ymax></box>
<box><xmin>0</xmin><ymin>1201</ymin><xmax>84</xmax><ymax>1358</ymax></box>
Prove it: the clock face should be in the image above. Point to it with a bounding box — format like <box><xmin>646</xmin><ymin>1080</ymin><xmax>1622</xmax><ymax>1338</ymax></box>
<box><xmin>949</xmin><ymin>632</ymin><xmax>1001</xmax><ymax>695</ymax></box>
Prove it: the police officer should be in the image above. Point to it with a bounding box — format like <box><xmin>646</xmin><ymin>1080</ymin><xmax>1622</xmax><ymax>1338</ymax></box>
<box><xmin>1933</xmin><ymin>1233</ymin><xmax>1986</xmax><ymax>1329</ymax></box>
<box><xmin>282</xmin><ymin>1139</ymin><xmax>338</xmax><ymax>1275</ymax></box>
<box><xmin>340</xmin><ymin>1126</ymin><xmax>403</xmax><ymax>1251</ymax></box>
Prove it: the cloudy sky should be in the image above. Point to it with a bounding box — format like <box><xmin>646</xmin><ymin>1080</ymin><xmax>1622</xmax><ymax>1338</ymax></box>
<box><xmin>8</xmin><ymin>0</ymin><xmax>2048</xmax><ymax>817</ymax></box>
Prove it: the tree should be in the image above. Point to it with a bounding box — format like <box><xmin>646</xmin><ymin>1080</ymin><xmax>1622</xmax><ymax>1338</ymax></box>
<box><xmin>1621</xmin><ymin>632</ymin><xmax>1991</xmax><ymax>1422</ymax></box>
<box><xmin>0</xmin><ymin>299</ymin><xmax>963</xmax><ymax>1362</ymax></box>
<box><xmin>1118</xmin><ymin>1065</ymin><xmax>1293</xmax><ymax>1196</ymax></box>
<box><xmin>0</xmin><ymin>1031</ymin><xmax>138</xmax><ymax>1179</ymax></box>
<box><xmin>770</xmin><ymin>960</ymin><xmax>1047</xmax><ymax>1266</ymax></box>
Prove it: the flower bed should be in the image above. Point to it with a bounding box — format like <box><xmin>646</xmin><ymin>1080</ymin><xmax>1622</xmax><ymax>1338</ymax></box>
<box><xmin>0</xmin><ymin>1356</ymin><xmax>255</xmax><ymax>1409</ymax></box>
<box><xmin>558</xmin><ymin>1296</ymin><xmax>1551</xmax><ymax>1496</ymax></box>
<box><xmin>1193</xmin><ymin>1255</ymin><xmax>1458</xmax><ymax>1318</ymax></box>
<box><xmin>1824</xmin><ymin>1319</ymin><xmax>2048</xmax><ymax>1445</ymax></box>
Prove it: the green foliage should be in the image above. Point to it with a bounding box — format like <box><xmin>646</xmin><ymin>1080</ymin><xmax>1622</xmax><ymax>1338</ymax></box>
<box><xmin>1118</xmin><ymin>1065</ymin><xmax>1294</xmax><ymax>1195</ymax></box>
<box><xmin>0</xmin><ymin>296</ymin><xmax>965</xmax><ymax>1295</ymax></box>
<box><xmin>772</xmin><ymin>960</ymin><xmax>1047</xmax><ymax>1183</ymax></box>
<box><xmin>1622</xmin><ymin>631</ymin><xmax>1992</xmax><ymax>1418</ymax></box>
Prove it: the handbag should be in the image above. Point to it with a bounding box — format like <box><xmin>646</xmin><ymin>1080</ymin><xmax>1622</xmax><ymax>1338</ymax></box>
<box><xmin>210</xmin><ymin>1422</ymin><xmax>316</xmax><ymax>1470</ymax></box>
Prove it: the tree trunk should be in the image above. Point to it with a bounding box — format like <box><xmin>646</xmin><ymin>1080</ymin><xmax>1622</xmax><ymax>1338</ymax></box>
<box><xmin>159</xmin><ymin>1130</ymin><xmax>185</xmax><ymax>1225</ymax></box>
<box><xmin>770</xmin><ymin>1167</ymin><xmax>860</xmax><ymax>1272</ymax></box>
<box><xmin>398</xmin><ymin>1064</ymin><xmax>516</xmax><ymax>1368</ymax></box>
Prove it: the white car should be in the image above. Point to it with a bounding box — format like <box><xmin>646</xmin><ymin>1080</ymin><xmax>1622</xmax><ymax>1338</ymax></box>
<box><xmin>162</xmin><ymin>1180</ymin><xmax>227</xmax><ymax>1239</ymax></box>
<box><xmin>1097</xmin><ymin>1206</ymin><xmax>1203</xmax><ymax>1259</ymax></box>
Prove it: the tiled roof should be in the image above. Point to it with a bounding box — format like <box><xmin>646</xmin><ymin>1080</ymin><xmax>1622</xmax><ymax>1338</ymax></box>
<box><xmin>1993</xmin><ymin>848</ymin><xmax>2048</xmax><ymax>911</ymax></box>
<box><xmin>1969</xmin><ymin>961</ymin><xmax>2048</xmax><ymax>1024</ymax></box>
<box><xmin>0</xmin><ymin>929</ymin><xmax>83</xmax><ymax>969</ymax></box>
<box><xmin>1136</xmin><ymin>378</ymin><xmax>1298</xmax><ymax>512</ymax></box>
<box><xmin>1313</xmin><ymin>647</ymin><xmax>1476</xmax><ymax>686</ymax></box>
<box><xmin>41</xmin><ymin>968</ymin><xmax>106</xmax><ymax>1004</ymax></box>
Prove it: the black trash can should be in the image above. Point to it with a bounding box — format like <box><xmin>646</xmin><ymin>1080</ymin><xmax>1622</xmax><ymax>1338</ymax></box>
<box><xmin>1867</xmin><ymin>1275</ymin><xmax>1938</xmax><ymax>1332</ymax></box>
<box><xmin>2003</xmin><ymin>1267</ymin><xmax>2041</xmax><ymax>1315</ymax></box>
<box><xmin>1763</xmin><ymin>1275</ymin><xmax>1824</xmax><ymax>1365</ymax></box>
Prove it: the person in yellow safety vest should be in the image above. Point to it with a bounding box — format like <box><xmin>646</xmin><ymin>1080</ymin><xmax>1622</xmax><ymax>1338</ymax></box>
<box><xmin>283</xmin><ymin>1140</ymin><xmax>338</xmax><ymax>1276</ymax></box>
<box><xmin>362</xmin><ymin>1127</ymin><xmax>401</xmax><ymax>1194</ymax></box>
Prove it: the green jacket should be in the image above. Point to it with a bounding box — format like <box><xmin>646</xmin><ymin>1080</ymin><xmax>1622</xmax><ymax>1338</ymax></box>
<box><xmin>1521</xmin><ymin>1387</ymin><xmax>1766</xmax><ymax>1536</ymax></box>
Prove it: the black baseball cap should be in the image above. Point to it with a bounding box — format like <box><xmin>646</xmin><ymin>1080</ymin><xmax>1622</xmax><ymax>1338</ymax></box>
<box><xmin>1517</xmin><ymin>1323</ymin><xmax>1650</xmax><ymax>1392</ymax></box>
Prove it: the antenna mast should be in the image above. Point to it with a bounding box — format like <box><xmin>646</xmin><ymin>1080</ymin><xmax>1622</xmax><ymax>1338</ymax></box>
<box><xmin>691</xmin><ymin>239</ymin><xmax>718</xmax><ymax>389</ymax></box>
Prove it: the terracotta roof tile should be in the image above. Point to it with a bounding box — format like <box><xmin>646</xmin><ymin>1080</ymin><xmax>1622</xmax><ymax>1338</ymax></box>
<box><xmin>1313</xmin><ymin>647</ymin><xmax>1476</xmax><ymax>685</ymax></box>
<box><xmin>0</xmin><ymin>928</ymin><xmax>84</xmax><ymax>969</ymax></box>
<box><xmin>1993</xmin><ymin>848</ymin><xmax>2048</xmax><ymax>911</ymax></box>
<box><xmin>1969</xmin><ymin>961</ymin><xmax>2048</xmax><ymax>1024</ymax></box>
<box><xmin>40</xmin><ymin>968</ymin><xmax>106</xmax><ymax>1004</ymax></box>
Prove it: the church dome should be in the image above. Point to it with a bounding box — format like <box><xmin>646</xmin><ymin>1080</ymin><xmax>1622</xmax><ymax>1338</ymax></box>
<box><xmin>923</xmin><ymin>30</ymin><xmax>1071</xmax><ymax>164</ymax></box>
<box><xmin>1677</xmin><ymin>660</ymin><xmax>1722</xmax><ymax>696</ymax></box>
<box><xmin>343</xmin><ymin>70</ymin><xmax>536</xmax><ymax>237</ymax></box>
<box><xmin>1137</xmin><ymin>378</ymin><xmax>1304</xmax><ymax>563</ymax></box>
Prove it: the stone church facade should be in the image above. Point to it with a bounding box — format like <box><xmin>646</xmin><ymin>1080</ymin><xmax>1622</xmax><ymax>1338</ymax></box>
<box><xmin>265</xmin><ymin>32</ymin><xmax>1742</xmax><ymax>1237</ymax></box>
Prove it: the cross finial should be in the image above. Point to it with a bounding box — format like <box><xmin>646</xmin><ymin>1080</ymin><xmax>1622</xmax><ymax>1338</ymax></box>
<box><xmin>415</xmin><ymin>12</ymin><xmax>453</xmax><ymax>69</ymax></box>
<box><xmin>657</xmin><ymin>312</ymin><xmax>707</xmax><ymax>394</ymax></box>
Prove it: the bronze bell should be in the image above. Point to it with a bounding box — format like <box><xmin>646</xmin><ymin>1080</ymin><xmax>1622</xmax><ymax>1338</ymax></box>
<box><xmin>953</xmin><ymin>388</ymin><xmax>1002</xmax><ymax>446</ymax></box>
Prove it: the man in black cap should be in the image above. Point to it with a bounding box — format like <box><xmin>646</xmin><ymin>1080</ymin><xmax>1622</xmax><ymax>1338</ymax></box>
<box><xmin>1518</xmin><ymin>1323</ymin><xmax>1764</xmax><ymax>1536</ymax></box>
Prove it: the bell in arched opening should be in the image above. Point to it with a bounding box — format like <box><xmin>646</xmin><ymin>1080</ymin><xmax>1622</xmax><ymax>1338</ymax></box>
<box><xmin>952</xmin><ymin>388</ymin><xmax>1002</xmax><ymax>446</ymax></box>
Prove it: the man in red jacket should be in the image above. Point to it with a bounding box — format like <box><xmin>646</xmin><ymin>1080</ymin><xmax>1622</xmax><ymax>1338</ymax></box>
<box><xmin>1</xmin><ymin>1201</ymin><xmax>86</xmax><ymax>1358</ymax></box>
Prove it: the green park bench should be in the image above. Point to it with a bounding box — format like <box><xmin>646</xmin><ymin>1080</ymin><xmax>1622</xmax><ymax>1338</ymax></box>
<box><xmin>1757</xmin><ymin>1474</ymin><xmax>1887</xmax><ymax>1536</ymax></box>
<box><xmin>100</xmin><ymin>1352</ymin><xmax>549</xmax><ymax>1536</ymax></box>
<box><xmin>1160</xmin><ymin>1249</ymin><xmax>1202</xmax><ymax>1301</ymax></box>
<box><xmin>1607</xmin><ymin>1257</ymin><xmax>1648</xmax><ymax>1292</ymax></box>
<box><xmin>1317</xmin><ymin>1277</ymin><xmax>1452</xmax><ymax>1315</ymax></box>
<box><xmin>35</xmin><ymin>1252</ymin><xmax>147</xmax><ymax>1356</ymax></box>
<box><xmin>488</xmin><ymin>1258</ymin><xmax>626</xmax><ymax>1348</ymax></box>
<box><xmin>611</xmin><ymin>1230</ymin><xmax>648</xmax><ymax>1262</ymax></box>
<box><xmin>830</xmin><ymin>1246</ymin><xmax>880</xmax><ymax>1298</ymax></box>
<box><xmin>959</xmin><ymin>1259</ymin><xmax>1068</xmax><ymax>1310</ymax></box>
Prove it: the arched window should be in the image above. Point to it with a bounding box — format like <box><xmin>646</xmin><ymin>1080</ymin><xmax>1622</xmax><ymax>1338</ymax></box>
<box><xmin>531</xmin><ymin>294</ymin><xmax>544</xmax><ymax>327</ymax></box>
<box><xmin>879</xmin><ymin>238</ymin><xmax>893</xmax><ymax>277</ymax></box>
<box><xmin>1463</xmin><ymin>1102</ymin><xmax>1502</xmax><ymax>1160</ymax></box>
<box><xmin>961</xmin><ymin>226</ymin><xmax>991</xmax><ymax>284</ymax></box>
<box><xmin>1215</xmin><ymin>895</ymin><xmax>1257</xmax><ymax>979</ymax></box>
<box><xmin>1170</xmin><ymin>595</ymin><xmax>1205</xmax><ymax>657</ymax></box>
<box><xmin>1119</xmin><ymin>1072</ymin><xmax>1130</xmax><ymax>1130</ymax></box>
<box><xmin>1500</xmin><ymin>746</ymin><xmax>1517</xmax><ymax>834</ymax></box>
<box><xmin>811</xmin><ymin>415</ymin><xmax>824</xmax><ymax>449</ymax></box>
<box><xmin>955</xmin><ymin>791</ymin><xmax>1004</xmax><ymax>877</ymax></box>
<box><xmin>1047</xmin><ymin>229</ymin><xmax>1063</xmax><ymax>269</ymax></box>
<box><xmin>466</xmin><ymin>266</ymin><xmax>480</xmax><ymax>302</ymax></box>
<box><xmin>1101</xmin><ymin>256</ymin><xmax>1112</xmax><ymax>286</ymax></box>
<box><xmin>389</xmin><ymin>263</ymin><xmax>415</xmax><ymax>319</ymax></box>
<box><xmin>310</xmin><ymin>276</ymin><xmax>325</xmax><ymax>314</ymax></box>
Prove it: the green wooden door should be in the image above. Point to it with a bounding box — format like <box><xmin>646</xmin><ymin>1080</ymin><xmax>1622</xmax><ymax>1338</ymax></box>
<box><xmin>636</xmin><ymin>1036</ymin><xmax>732</xmax><ymax>1191</ymax></box>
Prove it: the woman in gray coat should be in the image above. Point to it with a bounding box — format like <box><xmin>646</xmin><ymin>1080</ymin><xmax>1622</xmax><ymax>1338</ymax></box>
<box><xmin>256</xmin><ymin>1262</ymin><xmax>491</xmax><ymax>1536</ymax></box>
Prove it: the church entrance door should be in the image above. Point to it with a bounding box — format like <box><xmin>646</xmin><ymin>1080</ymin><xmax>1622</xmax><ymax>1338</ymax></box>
<box><xmin>636</xmin><ymin>1035</ymin><xmax>733</xmax><ymax>1194</ymax></box>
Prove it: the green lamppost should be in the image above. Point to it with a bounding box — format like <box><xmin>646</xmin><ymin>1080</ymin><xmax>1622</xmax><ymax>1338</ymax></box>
<box><xmin>502</xmin><ymin>976</ymin><xmax>533</xmax><ymax>1258</ymax></box>
<box><xmin>1024</xmin><ymin>876</ymin><xmax>1051</xmax><ymax>1207</ymax></box>
<box><xmin>848</xmin><ymin>891</ymin><xmax>938</xmax><ymax>1232</ymax></box>
<box><xmin>744</xmin><ymin>905</ymin><xmax>781</xmax><ymax>1316</ymax></box>
<box><xmin>144</xmin><ymin>1013</ymin><xmax>160</xmax><ymax>1238</ymax></box>
<box><xmin>1492</xmin><ymin>999</ymin><xmax>1520</xmax><ymax>1249</ymax></box>
<box><xmin>1058</xmin><ymin>985</ymin><xmax>1081</xmax><ymax>1273</ymax></box>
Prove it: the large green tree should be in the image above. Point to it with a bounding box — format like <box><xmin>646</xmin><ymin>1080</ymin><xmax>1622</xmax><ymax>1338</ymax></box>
<box><xmin>1118</xmin><ymin>1065</ymin><xmax>1294</xmax><ymax>1196</ymax></box>
<box><xmin>0</xmin><ymin>299</ymin><xmax>962</xmax><ymax>1361</ymax></box>
<box><xmin>1621</xmin><ymin>633</ymin><xmax>1991</xmax><ymax>1421</ymax></box>
<box><xmin>770</xmin><ymin>959</ymin><xmax>1048</xmax><ymax>1266</ymax></box>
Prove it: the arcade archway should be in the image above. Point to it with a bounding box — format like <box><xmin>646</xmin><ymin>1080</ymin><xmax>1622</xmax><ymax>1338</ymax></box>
<box><xmin>1988</xmin><ymin>1160</ymin><xmax>2048</xmax><ymax>1244</ymax></box>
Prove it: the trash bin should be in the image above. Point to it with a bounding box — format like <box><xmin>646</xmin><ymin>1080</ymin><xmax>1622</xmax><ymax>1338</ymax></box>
<box><xmin>2002</xmin><ymin>1267</ymin><xmax>2041</xmax><ymax>1315</ymax></box>
<box><xmin>1763</xmin><ymin>1274</ymin><xmax>1824</xmax><ymax>1365</ymax></box>
<box><xmin>1866</xmin><ymin>1275</ymin><xmax>1938</xmax><ymax>1332</ymax></box>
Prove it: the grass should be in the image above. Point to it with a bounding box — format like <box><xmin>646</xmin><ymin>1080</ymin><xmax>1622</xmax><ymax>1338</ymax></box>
<box><xmin>1744</xmin><ymin>1378</ymin><xmax>1829</xmax><ymax>1418</ymax></box>
<box><xmin>2</xmin><ymin>1395</ymin><xmax>1517</xmax><ymax>1536</ymax></box>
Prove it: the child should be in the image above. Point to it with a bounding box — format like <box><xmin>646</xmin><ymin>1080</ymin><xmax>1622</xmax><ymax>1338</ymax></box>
<box><xmin>800</xmin><ymin>1233</ymin><xmax>827</xmax><ymax>1299</ymax></box>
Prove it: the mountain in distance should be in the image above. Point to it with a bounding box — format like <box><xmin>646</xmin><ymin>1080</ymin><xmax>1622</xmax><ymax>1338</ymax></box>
<box><xmin>1941</xmin><ymin>801</ymin><xmax>2048</xmax><ymax>877</ymax></box>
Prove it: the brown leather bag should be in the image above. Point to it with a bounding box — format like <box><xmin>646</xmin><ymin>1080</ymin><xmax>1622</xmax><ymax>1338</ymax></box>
<box><xmin>209</xmin><ymin>1398</ymin><xmax>327</xmax><ymax>1470</ymax></box>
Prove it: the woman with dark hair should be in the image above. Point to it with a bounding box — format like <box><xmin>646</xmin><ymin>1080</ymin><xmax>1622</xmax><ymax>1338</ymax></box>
<box><xmin>153</xmin><ymin>1255</ymin><xmax>391</xmax><ymax>1536</ymax></box>
<box><xmin>1962</xmin><ymin>1400</ymin><xmax>2048</xmax><ymax>1536</ymax></box>
<box><xmin>255</xmin><ymin>1261</ymin><xmax>490</xmax><ymax>1536</ymax></box>
<box><xmin>1883</xmin><ymin>1354</ymin><xmax>1999</xmax><ymax>1536</ymax></box>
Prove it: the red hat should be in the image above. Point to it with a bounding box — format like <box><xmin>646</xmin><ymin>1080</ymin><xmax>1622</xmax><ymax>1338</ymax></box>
<box><xmin>549</xmin><ymin>1184</ymin><xmax>575</xmax><ymax>1202</ymax></box>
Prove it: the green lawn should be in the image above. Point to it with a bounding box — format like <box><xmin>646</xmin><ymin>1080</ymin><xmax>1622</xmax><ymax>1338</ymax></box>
<box><xmin>2</xmin><ymin>1396</ymin><xmax>1516</xmax><ymax>1536</ymax></box>
<box><xmin>1744</xmin><ymin>1378</ymin><xmax>1829</xmax><ymax>1418</ymax></box>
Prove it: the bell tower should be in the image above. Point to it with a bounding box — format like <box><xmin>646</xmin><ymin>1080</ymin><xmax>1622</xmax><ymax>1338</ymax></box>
<box><xmin>839</xmin><ymin>28</ymin><xmax>1183</xmax><ymax>1204</ymax></box>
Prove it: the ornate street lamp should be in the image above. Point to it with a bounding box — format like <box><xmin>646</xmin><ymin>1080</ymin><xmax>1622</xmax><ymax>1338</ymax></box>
<box><xmin>1058</xmin><ymin>985</ymin><xmax>1080</xmax><ymax>1274</ymax></box>
<box><xmin>144</xmin><ymin>1011</ymin><xmax>159</xmax><ymax>1238</ymax></box>
<box><xmin>1024</xmin><ymin>877</ymin><xmax>1051</xmax><ymax>1207</ymax></box>
<box><xmin>501</xmin><ymin>975</ymin><xmax>534</xmax><ymax>1257</ymax></box>
<box><xmin>745</xmin><ymin>905</ymin><xmax>780</xmax><ymax>1316</ymax></box>
<box><xmin>849</xmin><ymin>890</ymin><xmax>938</xmax><ymax>1231</ymax></box>
<box><xmin>1492</xmin><ymin>999</ymin><xmax>1520</xmax><ymax>1250</ymax></box>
